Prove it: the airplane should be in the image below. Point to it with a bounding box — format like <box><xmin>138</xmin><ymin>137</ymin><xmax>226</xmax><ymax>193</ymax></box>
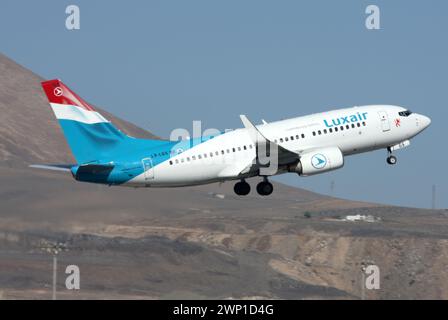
<box><xmin>34</xmin><ymin>79</ymin><xmax>431</xmax><ymax>196</ymax></box>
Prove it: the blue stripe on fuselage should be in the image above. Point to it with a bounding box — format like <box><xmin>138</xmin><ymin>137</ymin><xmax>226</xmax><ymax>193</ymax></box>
<box><xmin>61</xmin><ymin>119</ymin><xmax>222</xmax><ymax>185</ymax></box>
<box><xmin>101</xmin><ymin>135</ymin><xmax>220</xmax><ymax>185</ymax></box>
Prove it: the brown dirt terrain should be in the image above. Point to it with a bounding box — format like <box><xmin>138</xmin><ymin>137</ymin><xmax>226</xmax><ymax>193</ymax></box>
<box><xmin>1</xmin><ymin>53</ymin><xmax>448</xmax><ymax>299</ymax></box>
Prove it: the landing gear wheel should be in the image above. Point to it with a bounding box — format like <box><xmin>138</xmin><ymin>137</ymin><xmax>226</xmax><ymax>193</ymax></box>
<box><xmin>387</xmin><ymin>155</ymin><xmax>397</xmax><ymax>165</ymax></box>
<box><xmin>256</xmin><ymin>181</ymin><xmax>273</xmax><ymax>196</ymax></box>
<box><xmin>234</xmin><ymin>181</ymin><xmax>251</xmax><ymax>196</ymax></box>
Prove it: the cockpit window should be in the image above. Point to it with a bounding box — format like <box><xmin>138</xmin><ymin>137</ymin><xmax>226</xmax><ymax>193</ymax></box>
<box><xmin>398</xmin><ymin>110</ymin><xmax>413</xmax><ymax>117</ymax></box>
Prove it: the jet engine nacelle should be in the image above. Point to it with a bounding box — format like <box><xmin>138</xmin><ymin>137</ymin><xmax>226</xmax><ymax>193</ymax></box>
<box><xmin>288</xmin><ymin>146</ymin><xmax>344</xmax><ymax>176</ymax></box>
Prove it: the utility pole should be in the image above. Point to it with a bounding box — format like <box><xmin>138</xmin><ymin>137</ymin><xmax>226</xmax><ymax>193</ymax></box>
<box><xmin>38</xmin><ymin>240</ymin><xmax>67</xmax><ymax>300</ymax></box>
<box><xmin>52</xmin><ymin>254</ymin><xmax>57</xmax><ymax>300</ymax></box>
<box><xmin>361</xmin><ymin>262</ymin><xmax>366</xmax><ymax>300</ymax></box>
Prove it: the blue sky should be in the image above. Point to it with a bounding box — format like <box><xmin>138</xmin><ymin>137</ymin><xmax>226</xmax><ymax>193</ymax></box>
<box><xmin>1</xmin><ymin>0</ymin><xmax>446</xmax><ymax>208</ymax></box>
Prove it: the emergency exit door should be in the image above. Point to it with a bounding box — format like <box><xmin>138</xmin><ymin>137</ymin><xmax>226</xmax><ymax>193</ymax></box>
<box><xmin>142</xmin><ymin>158</ymin><xmax>154</xmax><ymax>180</ymax></box>
<box><xmin>378</xmin><ymin>111</ymin><xmax>390</xmax><ymax>132</ymax></box>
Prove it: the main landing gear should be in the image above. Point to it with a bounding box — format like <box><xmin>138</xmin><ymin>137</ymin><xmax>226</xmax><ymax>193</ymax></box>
<box><xmin>233</xmin><ymin>178</ymin><xmax>274</xmax><ymax>196</ymax></box>
<box><xmin>386</xmin><ymin>147</ymin><xmax>397</xmax><ymax>165</ymax></box>
<box><xmin>256</xmin><ymin>178</ymin><xmax>273</xmax><ymax>196</ymax></box>
<box><xmin>234</xmin><ymin>180</ymin><xmax>251</xmax><ymax>196</ymax></box>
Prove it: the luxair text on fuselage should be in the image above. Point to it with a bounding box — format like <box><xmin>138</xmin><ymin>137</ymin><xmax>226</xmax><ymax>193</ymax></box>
<box><xmin>323</xmin><ymin>112</ymin><xmax>368</xmax><ymax>128</ymax></box>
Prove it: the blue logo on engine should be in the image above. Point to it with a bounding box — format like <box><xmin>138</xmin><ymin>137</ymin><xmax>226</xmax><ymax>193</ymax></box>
<box><xmin>311</xmin><ymin>154</ymin><xmax>327</xmax><ymax>169</ymax></box>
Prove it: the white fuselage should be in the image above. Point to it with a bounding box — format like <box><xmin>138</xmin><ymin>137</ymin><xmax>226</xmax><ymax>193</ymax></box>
<box><xmin>125</xmin><ymin>105</ymin><xmax>430</xmax><ymax>187</ymax></box>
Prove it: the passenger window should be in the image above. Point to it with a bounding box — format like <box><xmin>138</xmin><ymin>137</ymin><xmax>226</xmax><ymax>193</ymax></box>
<box><xmin>357</xmin><ymin>123</ymin><xmax>361</xmax><ymax>127</ymax></box>
<box><xmin>192</xmin><ymin>156</ymin><xmax>196</xmax><ymax>160</ymax></box>
<box><xmin>204</xmin><ymin>154</ymin><xmax>207</xmax><ymax>158</ymax></box>
<box><xmin>335</xmin><ymin>127</ymin><xmax>338</xmax><ymax>132</ymax></box>
<box><xmin>238</xmin><ymin>147</ymin><xmax>241</xmax><ymax>151</ymax></box>
<box><xmin>198</xmin><ymin>155</ymin><xmax>202</xmax><ymax>159</ymax></box>
<box><xmin>329</xmin><ymin>128</ymin><xmax>333</xmax><ymax>133</ymax></box>
<box><xmin>169</xmin><ymin>160</ymin><xmax>173</xmax><ymax>165</ymax></box>
<box><xmin>340</xmin><ymin>126</ymin><xmax>344</xmax><ymax>131</ymax></box>
<box><xmin>215</xmin><ymin>151</ymin><xmax>219</xmax><ymax>156</ymax></box>
<box><xmin>362</xmin><ymin>121</ymin><xmax>366</xmax><ymax>126</ymax></box>
<box><xmin>285</xmin><ymin>137</ymin><xmax>289</xmax><ymax>141</ymax></box>
<box><xmin>290</xmin><ymin>136</ymin><xmax>294</xmax><ymax>140</ymax></box>
<box><xmin>243</xmin><ymin>146</ymin><xmax>247</xmax><ymax>150</ymax></box>
<box><xmin>312</xmin><ymin>132</ymin><xmax>316</xmax><ymax>136</ymax></box>
<box><xmin>232</xmin><ymin>148</ymin><xmax>236</xmax><ymax>152</ymax></box>
<box><xmin>181</xmin><ymin>159</ymin><xmax>184</xmax><ymax>163</ymax></box>
<box><xmin>296</xmin><ymin>135</ymin><xmax>299</xmax><ymax>139</ymax></box>
<box><xmin>249</xmin><ymin>144</ymin><xmax>253</xmax><ymax>149</ymax></box>
<box><xmin>346</xmin><ymin>125</ymin><xmax>349</xmax><ymax>129</ymax></box>
<box><xmin>227</xmin><ymin>149</ymin><xmax>230</xmax><ymax>153</ymax></box>
<box><xmin>280</xmin><ymin>138</ymin><xmax>284</xmax><ymax>143</ymax></box>
<box><xmin>318</xmin><ymin>130</ymin><xmax>322</xmax><ymax>135</ymax></box>
<box><xmin>301</xmin><ymin>134</ymin><xmax>305</xmax><ymax>138</ymax></box>
<box><xmin>221</xmin><ymin>150</ymin><xmax>225</xmax><ymax>154</ymax></box>
<box><xmin>323</xmin><ymin>129</ymin><xmax>327</xmax><ymax>134</ymax></box>
<box><xmin>187</xmin><ymin>157</ymin><xmax>190</xmax><ymax>161</ymax></box>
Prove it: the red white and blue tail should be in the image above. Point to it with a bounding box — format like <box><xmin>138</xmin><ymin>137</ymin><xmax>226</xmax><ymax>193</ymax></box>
<box><xmin>42</xmin><ymin>79</ymin><xmax>109</xmax><ymax>125</ymax></box>
<box><xmin>41</xmin><ymin>79</ymin><xmax>130</xmax><ymax>164</ymax></box>
<box><xmin>42</xmin><ymin>79</ymin><xmax>166</xmax><ymax>166</ymax></box>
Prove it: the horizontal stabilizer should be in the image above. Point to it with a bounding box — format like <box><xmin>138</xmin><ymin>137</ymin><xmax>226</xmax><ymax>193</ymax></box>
<box><xmin>29</xmin><ymin>164</ymin><xmax>75</xmax><ymax>172</ymax></box>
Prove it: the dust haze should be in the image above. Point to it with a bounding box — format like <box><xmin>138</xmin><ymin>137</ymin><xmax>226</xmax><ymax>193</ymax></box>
<box><xmin>1</xmin><ymin>53</ymin><xmax>447</xmax><ymax>299</ymax></box>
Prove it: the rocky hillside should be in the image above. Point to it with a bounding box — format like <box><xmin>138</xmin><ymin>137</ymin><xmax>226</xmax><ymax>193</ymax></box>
<box><xmin>0</xmin><ymin>53</ymin><xmax>160</xmax><ymax>167</ymax></box>
<box><xmin>1</xmin><ymin>166</ymin><xmax>448</xmax><ymax>299</ymax></box>
<box><xmin>1</xmin><ymin>52</ymin><xmax>447</xmax><ymax>299</ymax></box>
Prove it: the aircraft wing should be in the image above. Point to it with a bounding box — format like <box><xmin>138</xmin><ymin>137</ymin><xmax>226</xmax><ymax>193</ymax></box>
<box><xmin>218</xmin><ymin>157</ymin><xmax>255</xmax><ymax>178</ymax></box>
<box><xmin>240</xmin><ymin>115</ymin><xmax>300</xmax><ymax>167</ymax></box>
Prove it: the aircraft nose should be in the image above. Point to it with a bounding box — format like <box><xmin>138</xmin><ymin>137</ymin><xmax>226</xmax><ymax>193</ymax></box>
<box><xmin>420</xmin><ymin>115</ymin><xmax>431</xmax><ymax>128</ymax></box>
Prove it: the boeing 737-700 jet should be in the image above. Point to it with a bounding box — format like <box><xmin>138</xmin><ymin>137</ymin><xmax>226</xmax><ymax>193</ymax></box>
<box><xmin>35</xmin><ymin>79</ymin><xmax>431</xmax><ymax>196</ymax></box>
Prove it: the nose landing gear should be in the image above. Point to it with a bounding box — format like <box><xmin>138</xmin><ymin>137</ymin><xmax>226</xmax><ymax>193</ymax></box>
<box><xmin>386</xmin><ymin>147</ymin><xmax>397</xmax><ymax>165</ymax></box>
<box><xmin>387</xmin><ymin>155</ymin><xmax>397</xmax><ymax>165</ymax></box>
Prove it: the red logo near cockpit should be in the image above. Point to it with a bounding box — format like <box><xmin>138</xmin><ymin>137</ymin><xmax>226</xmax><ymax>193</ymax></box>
<box><xmin>394</xmin><ymin>118</ymin><xmax>401</xmax><ymax>127</ymax></box>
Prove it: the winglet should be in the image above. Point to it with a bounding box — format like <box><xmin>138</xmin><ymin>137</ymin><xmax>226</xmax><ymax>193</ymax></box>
<box><xmin>239</xmin><ymin>115</ymin><xmax>253</xmax><ymax>129</ymax></box>
<box><xmin>239</xmin><ymin>115</ymin><xmax>300</xmax><ymax>166</ymax></box>
<box><xmin>240</xmin><ymin>115</ymin><xmax>268</xmax><ymax>143</ymax></box>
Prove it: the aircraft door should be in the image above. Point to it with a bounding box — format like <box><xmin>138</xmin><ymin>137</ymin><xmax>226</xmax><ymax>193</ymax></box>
<box><xmin>378</xmin><ymin>111</ymin><xmax>391</xmax><ymax>132</ymax></box>
<box><xmin>142</xmin><ymin>158</ymin><xmax>154</xmax><ymax>180</ymax></box>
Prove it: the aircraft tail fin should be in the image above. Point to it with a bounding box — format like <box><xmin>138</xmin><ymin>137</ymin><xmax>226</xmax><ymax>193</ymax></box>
<box><xmin>41</xmin><ymin>79</ymin><xmax>163</xmax><ymax>164</ymax></box>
